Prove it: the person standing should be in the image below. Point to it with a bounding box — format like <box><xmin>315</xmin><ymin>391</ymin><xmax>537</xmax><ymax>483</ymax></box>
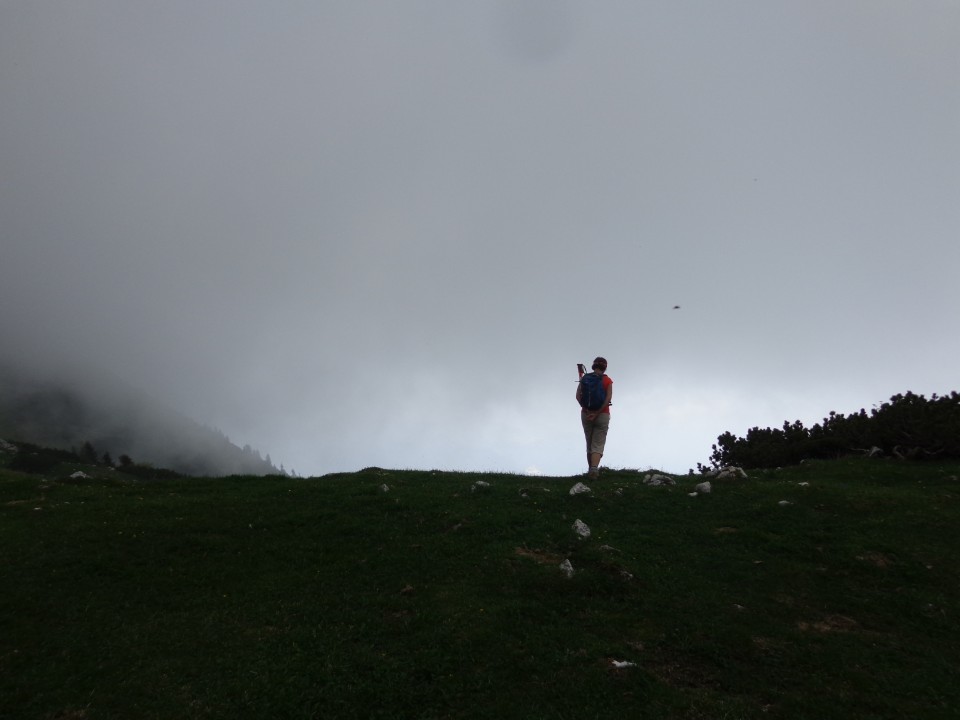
<box><xmin>577</xmin><ymin>356</ymin><xmax>613</xmax><ymax>479</ymax></box>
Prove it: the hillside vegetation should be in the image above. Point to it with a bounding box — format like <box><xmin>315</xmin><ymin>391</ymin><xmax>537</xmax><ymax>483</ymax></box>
<box><xmin>709</xmin><ymin>391</ymin><xmax>960</xmax><ymax>470</ymax></box>
<box><xmin>0</xmin><ymin>363</ymin><xmax>281</xmax><ymax>477</ymax></box>
<box><xmin>2</xmin><ymin>444</ymin><xmax>958</xmax><ymax>719</ymax></box>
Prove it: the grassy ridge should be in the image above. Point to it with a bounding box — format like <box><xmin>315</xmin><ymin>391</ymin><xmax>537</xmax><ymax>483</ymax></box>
<box><xmin>1</xmin><ymin>456</ymin><xmax>959</xmax><ymax>719</ymax></box>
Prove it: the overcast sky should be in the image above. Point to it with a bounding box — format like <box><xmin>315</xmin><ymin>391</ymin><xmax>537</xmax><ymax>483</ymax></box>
<box><xmin>2</xmin><ymin>1</ymin><xmax>958</xmax><ymax>477</ymax></box>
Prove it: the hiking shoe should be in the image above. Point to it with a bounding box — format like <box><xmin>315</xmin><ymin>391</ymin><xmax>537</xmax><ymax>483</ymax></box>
<box><xmin>588</xmin><ymin>468</ymin><xmax>599</xmax><ymax>480</ymax></box>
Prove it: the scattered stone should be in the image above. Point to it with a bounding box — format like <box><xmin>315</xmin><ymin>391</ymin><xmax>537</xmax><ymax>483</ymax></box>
<box><xmin>610</xmin><ymin>660</ymin><xmax>636</xmax><ymax>669</ymax></box>
<box><xmin>572</xmin><ymin>519</ymin><xmax>591</xmax><ymax>539</ymax></box>
<box><xmin>778</xmin><ymin>500</ymin><xmax>792</xmax><ymax>506</ymax></box>
<box><xmin>70</xmin><ymin>471</ymin><xmax>91</xmax><ymax>480</ymax></box>
<box><xmin>559</xmin><ymin>559</ymin><xmax>575</xmax><ymax>578</ymax></box>
<box><xmin>380</xmin><ymin>484</ymin><xmax>390</xmax><ymax>493</ymax></box>
<box><xmin>0</xmin><ymin>439</ymin><xmax>17</xmax><ymax>454</ymax></box>
<box><xmin>716</xmin><ymin>466</ymin><xmax>748</xmax><ymax>480</ymax></box>
<box><xmin>643</xmin><ymin>473</ymin><xmax>675</xmax><ymax>487</ymax></box>
<box><xmin>471</xmin><ymin>481</ymin><xmax>491</xmax><ymax>492</ymax></box>
<box><xmin>619</xmin><ymin>570</ymin><xmax>634</xmax><ymax>581</ymax></box>
<box><xmin>614</xmin><ymin>487</ymin><xmax>624</xmax><ymax>496</ymax></box>
<box><xmin>798</xmin><ymin>482</ymin><xmax>810</xmax><ymax>487</ymax></box>
<box><xmin>695</xmin><ymin>481</ymin><xmax>712</xmax><ymax>494</ymax></box>
<box><xmin>569</xmin><ymin>482</ymin><xmax>592</xmax><ymax>496</ymax></box>
<box><xmin>867</xmin><ymin>446</ymin><xmax>883</xmax><ymax>457</ymax></box>
<box><xmin>599</xmin><ymin>544</ymin><xmax>621</xmax><ymax>553</ymax></box>
<box><xmin>688</xmin><ymin>492</ymin><xmax>698</xmax><ymax>497</ymax></box>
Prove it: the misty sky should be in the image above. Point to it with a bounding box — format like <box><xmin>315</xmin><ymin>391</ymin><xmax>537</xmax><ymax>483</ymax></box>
<box><xmin>2</xmin><ymin>1</ymin><xmax>958</xmax><ymax>477</ymax></box>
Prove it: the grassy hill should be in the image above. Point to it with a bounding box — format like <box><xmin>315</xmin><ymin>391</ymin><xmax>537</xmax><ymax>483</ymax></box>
<box><xmin>2</xmin><ymin>446</ymin><xmax>958</xmax><ymax>719</ymax></box>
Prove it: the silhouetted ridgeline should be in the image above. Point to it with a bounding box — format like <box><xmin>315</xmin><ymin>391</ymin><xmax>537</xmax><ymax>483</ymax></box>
<box><xmin>0</xmin><ymin>363</ymin><xmax>281</xmax><ymax>477</ymax></box>
<box><xmin>707</xmin><ymin>391</ymin><xmax>960</xmax><ymax>469</ymax></box>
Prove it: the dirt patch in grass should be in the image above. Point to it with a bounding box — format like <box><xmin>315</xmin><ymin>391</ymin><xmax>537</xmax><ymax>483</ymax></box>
<box><xmin>642</xmin><ymin>648</ymin><xmax>722</xmax><ymax>690</ymax></box>
<box><xmin>856</xmin><ymin>551</ymin><xmax>893</xmax><ymax>568</ymax></box>
<box><xmin>751</xmin><ymin>636</ymin><xmax>775</xmax><ymax>651</ymax></box>
<box><xmin>797</xmin><ymin>615</ymin><xmax>859</xmax><ymax>633</ymax></box>
<box><xmin>514</xmin><ymin>547</ymin><xmax>565</xmax><ymax>565</ymax></box>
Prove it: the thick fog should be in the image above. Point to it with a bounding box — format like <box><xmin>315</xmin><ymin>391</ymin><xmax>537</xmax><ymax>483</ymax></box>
<box><xmin>2</xmin><ymin>2</ymin><xmax>958</xmax><ymax>476</ymax></box>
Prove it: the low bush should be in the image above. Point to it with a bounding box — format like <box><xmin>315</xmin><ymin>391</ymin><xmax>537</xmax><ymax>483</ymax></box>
<box><xmin>709</xmin><ymin>391</ymin><xmax>960</xmax><ymax>469</ymax></box>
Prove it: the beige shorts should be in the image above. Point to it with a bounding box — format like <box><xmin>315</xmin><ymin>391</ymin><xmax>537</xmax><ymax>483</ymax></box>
<box><xmin>581</xmin><ymin>411</ymin><xmax>610</xmax><ymax>455</ymax></box>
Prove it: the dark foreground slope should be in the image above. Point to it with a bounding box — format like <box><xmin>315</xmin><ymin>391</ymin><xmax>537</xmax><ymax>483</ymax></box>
<box><xmin>2</xmin><ymin>453</ymin><xmax>958</xmax><ymax>719</ymax></box>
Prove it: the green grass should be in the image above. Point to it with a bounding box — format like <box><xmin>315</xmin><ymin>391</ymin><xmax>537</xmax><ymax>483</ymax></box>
<box><xmin>1</xmin><ymin>454</ymin><xmax>959</xmax><ymax>719</ymax></box>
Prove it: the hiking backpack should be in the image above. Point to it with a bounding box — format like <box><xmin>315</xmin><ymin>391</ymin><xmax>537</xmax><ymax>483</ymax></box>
<box><xmin>579</xmin><ymin>373</ymin><xmax>607</xmax><ymax>411</ymax></box>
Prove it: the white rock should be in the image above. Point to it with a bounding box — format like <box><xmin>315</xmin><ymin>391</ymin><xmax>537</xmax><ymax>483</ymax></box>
<box><xmin>695</xmin><ymin>481</ymin><xmax>712</xmax><ymax>494</ymax></box>
<box><xmin>797</xmin><ymin>482</ymin><xmax>810</xmax><ymax>487</ymax></box>
<box><xmin>471</xmin><ymin>481</ymin><xmax>491</xmax><ymax>492</ymax></box>
<box><xmin>559</xmin><ymin>559</ymin><xmax>575</xmax><ymax>578</ymax></box>
<box><xmin>0</xmin><ymin>439</ymin><xmax>17</xmax><ymax>453</ymax></box>
<box><xmin>778</xmin><ymin>500</ymin><xmax>792</xmax><ymax>506</ymax></box>
<box><xmin>716</xmin><ymin>466</ymin><xmax>748</xmax><ymax>480</ymax></box>
<box><xmin>611</xmin><ymin>660</ymin><xmax>636</xmax><ymax>669</ymax></box>
<box><xmin>572</xmin><ymin>519</ymin><xmax>591</xmax><ymax>539</ymax></box>
<box><xmin>380</xmin><ymin>484</ymin><xmax>390</xmax><ymax>493</ymax></box>
<box><xmin>644</xmin><ymin>473</ymin><xmax>675</xmax><ymax>487</ymax></box>
<box><xmin>569</xmin><ymin>482</ymin><xmax>592</xmax><ymax>496</ymax></box>
<box><xmin>688</xmin><ymin>492</ymin><xmax>698</xmax><ymax>497</ymax></box>
<box><xmin>70</xmin><ymin>471</ymin><xmax>91</xmax><ymax>479</ymax></box>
